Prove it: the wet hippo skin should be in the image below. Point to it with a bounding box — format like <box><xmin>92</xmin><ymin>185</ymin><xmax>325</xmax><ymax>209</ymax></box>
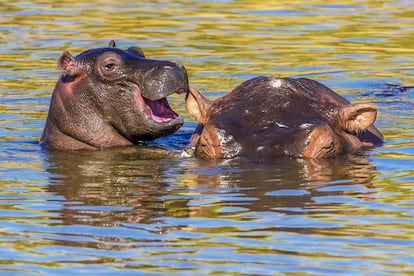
<box><xmin>186</xmin><ymin>76</ymin><xmax>383</xmax><ymax>160</ymax></box>
<box><xmin>41</xmin><ymin>41</ymin><xmax>189</xmax><ymax>150</ymax></box>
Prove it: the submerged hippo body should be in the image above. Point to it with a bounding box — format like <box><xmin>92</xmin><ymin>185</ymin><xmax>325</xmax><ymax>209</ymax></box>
<box><xmin>186</xmin><ymin>76</ymin><xmax>383</xmax><ymax>159</ymax></box>
<box><xmin>41</xmin><ymin>41</ymin><xmax>188</xmax><ymax>150</ymax></box>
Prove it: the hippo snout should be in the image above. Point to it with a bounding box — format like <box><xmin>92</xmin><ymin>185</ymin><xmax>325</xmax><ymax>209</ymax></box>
<box><xmin>140</xmin><ymin>60</ymin><xmax>189</xmax><ymax>101</ymax></box>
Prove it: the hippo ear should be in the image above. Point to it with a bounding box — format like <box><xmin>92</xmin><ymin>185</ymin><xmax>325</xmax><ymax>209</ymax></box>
<box><xmin>340</xmin><ymin>103</ymin><xmax>377</xmax><ymax>132</ymax></box>
<box><xmin>108</xmin><ymin>40</ymin><xmax>116</xmax><ymax>48</ymax></box>
<box><xmin>185</xmin><ymin>87</ymin><xmax>212</xmax><ymax>124</ymax></box>
<box><xmin>58</xmin><ymin>51</ymin><xmax>79</xmax><ymax>76</ymax></box>
<box><xmin>127</xmin><ymin>46</ymin><xmax>145</xmax><ymax>58</ymax></box>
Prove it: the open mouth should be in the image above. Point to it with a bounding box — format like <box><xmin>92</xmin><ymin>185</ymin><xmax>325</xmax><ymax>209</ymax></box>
<box><xmin>144</xmin><ymin>97</ymin><xmax>179</xmax><ymax>123</ymax></box>
<box><xmin>142</xmin><ymin>88</ymin><xmax>187</xmax><ymax>123</ymax></box>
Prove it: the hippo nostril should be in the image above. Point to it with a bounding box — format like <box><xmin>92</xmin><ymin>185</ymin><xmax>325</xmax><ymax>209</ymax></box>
<box><xmin>161</xmin><ymin>62</ymin><xmax>186</xmax><ymax>72</ymax></box>
<box><xmin>162</xmin><ymin>65</ymin><xmax>174</xmax><ymax>70</ymax></box>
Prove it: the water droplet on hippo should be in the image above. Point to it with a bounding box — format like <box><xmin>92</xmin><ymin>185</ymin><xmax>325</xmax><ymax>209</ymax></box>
<box><xmin>275</xmin><ymin>122</ymin><xmax>288</xmax><ymax>128</ymax></box>
<box><xmin>269</xmin><ymin>78</ymin><xmax>284</xmax><ymax>88</ymax></box>
<box><xmin>299</xmin><ymin>123</ymin><xmax>313</xmax><ymax>128</ymax></box>
<box><xmin>215</xmin><ymin>128</ymin><xmax>241</xmax><ymax>159</ymax></box>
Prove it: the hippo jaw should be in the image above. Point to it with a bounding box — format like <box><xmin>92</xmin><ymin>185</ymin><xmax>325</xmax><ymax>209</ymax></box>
<box><xmin>133</xmin><ymin>60</ymin><xmax>188</xmax><ymax>133</ymax></box>
<box><xmin>110</xmin><ymin>81</ymin><xmax>186</xmax><ymax>143</ymax></box>
<box><xmin>140</xmin><ymin>69</ymin><xmax>188</xmax><ymax>125</ymax></box>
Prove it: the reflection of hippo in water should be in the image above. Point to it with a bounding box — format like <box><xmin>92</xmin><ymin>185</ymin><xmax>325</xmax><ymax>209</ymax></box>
<box><xmin>41</xmin><ymin>41</ymin><xmax>189</xmax><ymax>150</ymax></box>
<box><xmin>186</xmin><ymin>76</ymin><xmax>383</xmax><ymax>160</ymax></box>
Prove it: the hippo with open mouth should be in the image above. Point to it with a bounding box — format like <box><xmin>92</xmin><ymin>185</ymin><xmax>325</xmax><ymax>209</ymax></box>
<box><xmin>41</xmin><ymin>41</ymin><xmax>188</xmax><ymax>150</ymax></box>
<box><xmin>185</xmin><ymin>76</ymin><xmax>383</xmax><ymax>160</ymax></box>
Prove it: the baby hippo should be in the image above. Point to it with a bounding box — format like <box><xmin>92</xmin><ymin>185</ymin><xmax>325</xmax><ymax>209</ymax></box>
<box><xmin>186</xmin><ymin>76</ymin><xmax>383</xmax><ymax>159</ymax></box>
<box><xmin>41</xmin><ymin>41</ymin><xmax>188</xmax><ymax>150</ymax></box>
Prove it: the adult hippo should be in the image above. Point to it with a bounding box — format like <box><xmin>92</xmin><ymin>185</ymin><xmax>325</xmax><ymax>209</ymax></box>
<box><xmin>41</xmin><ymin>41</ymin><xmax>188</xmax><ymax>150</ymax></box>
<box><xmin>185</xmin><ymin>76</ymin><xmax>383</xmax><ymax>159</ymax></box>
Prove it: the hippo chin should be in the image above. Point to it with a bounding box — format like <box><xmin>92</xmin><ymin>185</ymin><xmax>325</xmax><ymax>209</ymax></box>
<box><xmin>185</xmin><ymin>76</ymin><xmax>383</xmax><ymax>160</ymax></box>
<box><xmin>41</xmin><ymin>40</ymin><xmax>189</xmax><ymax>150</ymax></box>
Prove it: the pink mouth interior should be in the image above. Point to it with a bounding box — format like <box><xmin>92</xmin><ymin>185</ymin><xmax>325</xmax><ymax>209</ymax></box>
<box><xmin>144</xmin><ymin>98</ymin><xmax>179</xmax><ymax>123</ymax></box>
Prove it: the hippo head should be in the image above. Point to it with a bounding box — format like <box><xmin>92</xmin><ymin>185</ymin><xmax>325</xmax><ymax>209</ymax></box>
<box><xmin>186</xmin><ymin>76</ymin><xmax>383</xmax><ymax>159</ymax></box>
<box><xmin>41</xmin><ymin>41</ymin><xmax>189</xmax><ymax>150</ymax></box>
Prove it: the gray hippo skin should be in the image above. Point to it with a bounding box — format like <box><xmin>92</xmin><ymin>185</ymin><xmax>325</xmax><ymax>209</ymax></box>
<box><xmin>186</xmin><ymin>76</ymin><xmax>383</xmax><ymax>159</ymax></box>
<box><xmin>41</xmin><ymin>41</ymin><xmax>189</xmax><ymax>150</ymax></box>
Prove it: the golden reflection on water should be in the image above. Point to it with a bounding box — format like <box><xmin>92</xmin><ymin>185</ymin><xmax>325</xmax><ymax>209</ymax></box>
<box><xmin>2</xmin><ymin>0</ymin><xmax>414</xmax><ymax>81</ymax></box>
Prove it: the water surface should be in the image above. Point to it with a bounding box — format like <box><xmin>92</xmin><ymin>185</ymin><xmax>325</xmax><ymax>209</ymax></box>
<box><xmin>1</xmin><ymin>0</ymin><xmax>414</xmax><ymax>275</ymax></box>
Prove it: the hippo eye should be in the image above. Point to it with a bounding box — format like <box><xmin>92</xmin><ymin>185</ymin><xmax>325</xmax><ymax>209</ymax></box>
<box><xmin>98</xmin><ymin>53</ymin><xmax>122</xmax><ymax>76</ymax></box>
<box><xmin>104</xmin><ymin>63</ymin><xmax>115</xmax><ymax>70</ymax></box>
